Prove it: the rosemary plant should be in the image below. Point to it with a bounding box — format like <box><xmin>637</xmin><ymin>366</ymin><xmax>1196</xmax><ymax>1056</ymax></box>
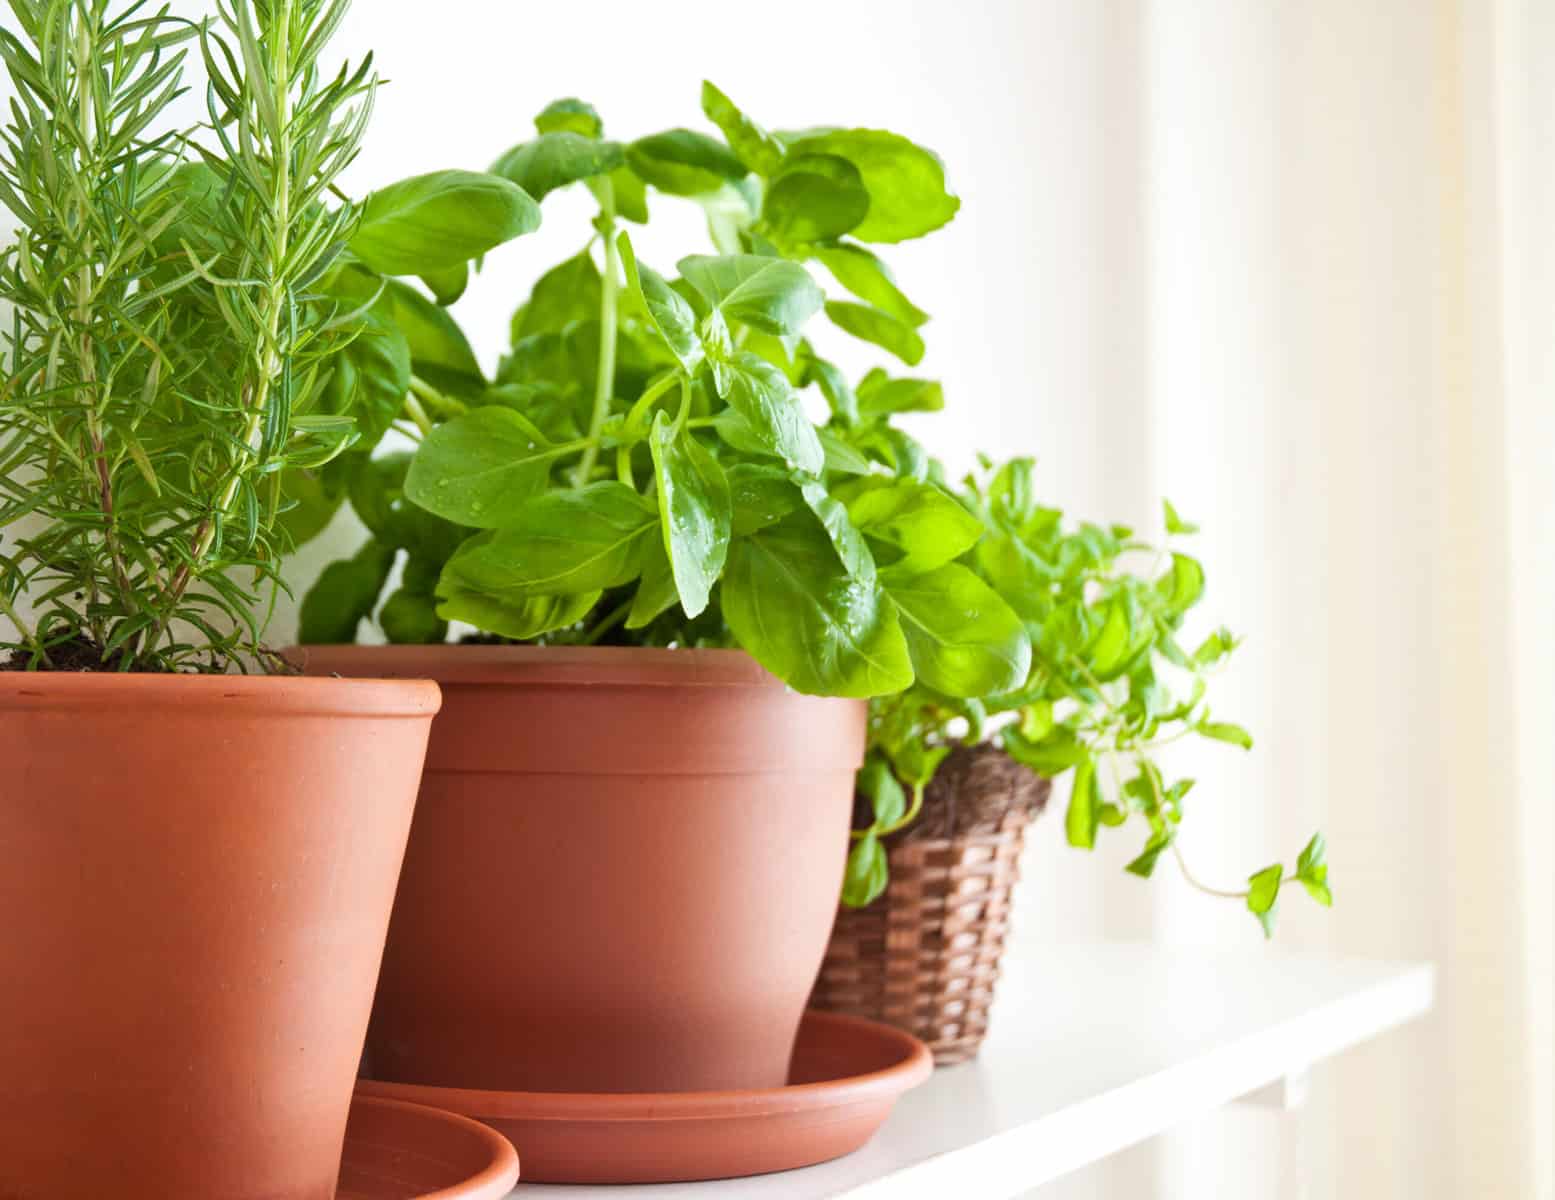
<box><xmin>0</xmin><ymin>0</ymin><xmax>375</xmax><ymax>671</ymax></box>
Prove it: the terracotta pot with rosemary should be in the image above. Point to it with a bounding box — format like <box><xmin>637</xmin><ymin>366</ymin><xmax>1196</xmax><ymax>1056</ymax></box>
<box><xmin>0</xmin><ymin>4</ymin><xmax>532</xmax><ymax>1196</ymax></box>
<box><xmin>812</xmin><ymin>468</ymin><xmax>1335</xmax><ymax>1061</ymax></box>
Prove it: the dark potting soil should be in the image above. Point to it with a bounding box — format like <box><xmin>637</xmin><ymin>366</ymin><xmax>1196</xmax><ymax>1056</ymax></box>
<box><xmin>855</xmin><ymin>742</ymin><xmax>1052</xmax><ymax>843</ymax></box>
<box><xmin>1</xmin><ymin>635</ymin><xmax>299</xmax><ymax>674</ymax></box>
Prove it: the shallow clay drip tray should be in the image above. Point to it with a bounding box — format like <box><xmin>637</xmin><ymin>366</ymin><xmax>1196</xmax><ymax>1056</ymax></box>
<box><xmin>339</xmin><ymin>1093</ymin><xmax>520</xmax><ymax>1199</ymax></box>
<box><xmin>356</xmin><ymin>1011</ymin><xmax>933</xmax><ymax>1185</ymax></box>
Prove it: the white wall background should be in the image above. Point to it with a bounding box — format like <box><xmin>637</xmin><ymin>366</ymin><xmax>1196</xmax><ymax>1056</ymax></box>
<box><xmin>3</xmin><ymin>1</ymin><xmax>1550</xmax><ymax>1196</ymax></box>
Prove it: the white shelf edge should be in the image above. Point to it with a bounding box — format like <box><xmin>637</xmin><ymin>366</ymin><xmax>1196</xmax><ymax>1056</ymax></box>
<box><xmin>838</xmin><ymin>961</ymin><xmax>1436</xmax><ymax>1200</ymax></box>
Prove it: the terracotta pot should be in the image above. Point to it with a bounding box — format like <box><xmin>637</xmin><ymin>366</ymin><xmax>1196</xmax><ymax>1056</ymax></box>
<box><xmin>0</xmin><ymin>674</ymin><xmax>439</xmax><ymax>1200</ymax></box>
<box><xmin>296</xmin><ymin>645</ymin><xmax>865</xmax><ymax>1094</ymax></box>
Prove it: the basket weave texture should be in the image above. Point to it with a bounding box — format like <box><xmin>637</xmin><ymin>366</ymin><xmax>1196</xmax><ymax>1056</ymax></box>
<box><xmin>809</xmin><ymin>747</ymin><xmax>1051</xmax><ymax>1065</ymax></box>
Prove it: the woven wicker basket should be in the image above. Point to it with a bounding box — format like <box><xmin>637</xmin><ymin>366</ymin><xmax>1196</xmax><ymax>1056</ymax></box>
<box><xmin>810</xmin><ymin>752</ymin><xmax>1050</xmax><ymax>1065</ymax></box>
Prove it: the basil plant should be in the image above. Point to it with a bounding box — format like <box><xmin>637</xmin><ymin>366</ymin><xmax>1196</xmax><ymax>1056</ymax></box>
<box><xmin>290</xmin><ymin>85</ymin><xmax>1031</xmax><ymax>702</ymax></box>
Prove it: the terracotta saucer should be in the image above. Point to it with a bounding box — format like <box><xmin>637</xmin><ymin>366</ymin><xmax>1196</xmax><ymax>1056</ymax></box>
<box><xmin>338</xmin><ymin>1093</ymin><xmax>520</xmax><ymax>1198</ymax></box>
<box><xmin>356</xmin><ymin>1011</ymin><xmax>932</xmax><ymax>1185</ymax></box>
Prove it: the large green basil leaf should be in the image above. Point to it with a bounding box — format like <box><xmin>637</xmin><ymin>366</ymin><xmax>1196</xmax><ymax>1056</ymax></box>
<box><xmin>380</xmin><ymin>279</ymin><xmax>484</xmax><ymax>393</ymax></box>
<box><xmin>721</xmin><ymin>510</ymin><xmax>913</xmax><ymax>697</ymax></box>
<box><xmin>511</xmin><ymin>249</ymin><xmax>602</xmax><ymax>341</ymax></box>
<box><xmin>404</xmin><ymin>407</ymin><xmax>556</xmax><ymax>528</ymax></box>
<box><xmin>881</xmin><ymin>562</ymin><xmax>1031</xmax><ymax>698</ymax></box>
<box><xmin>436</xmin><ymin>585</ymin><xmax>600</xmax><ymax>642</ymax></box>
<box><xmin>437</xmin><ymin>482</ymin><xmax>655</xmax><ymax>598</ymax></box>
<box><xmin>700</xmin><ymin>81</ymin><xmax>785</xmax><ymax>176</ymax></box>
<box><xmin>619</xmin><ymin>234</ymin><xmax>701</xmax><ymax>371</ymax></box>
<box><xmin>649</xmin><ymin>414</ymin><xmax>731</xmax><ymax>618</ymax></box>
<box><xmin>678</xmin><ymin>254</ymin><xmax>824</xmax><ymax>336</ymax></box>
<box><xmin>825</xmin><ymin>300</ymin><xmax>925</xmax><ymax>365</ymax></box>
<box><xmin>719</xmin><ymin>353</ymin><xmax>824</xmax><ymax>475</ymax></box>
<box><xmin>763</xmin><ymin>155</ymin><xmax>869</xmax><ymax>245</ymax></box>
<box><xmin>491</xmin><ymin>132</ymin><xmax>624</xmax><ymax>202</ymax></box>
<box><xmin>351</xmin><ymin>170</ymin><xmax>540</xmax><ymax>275</ymax></box>
<box><xmin>628</xmin><ymin>128</ymin><xmax>747</xmax><ymax>195</ymax></box>
<box><xmin>298</xmin><ymin>539</ymin><xmax>396</xmax><ymax>644</ymax></box>
<box><xmin>782</xmin><ymin>128</ymin><xmax>959</xmax><ymax>243</ymax></box>
<box><xmin>814</xmin><ymin>243</ymin><xmax>928</xmax><ymax>326</ymax></box>
<box><xmin>843</xmin><ymin>478</ymin><xmax>981</xmax><ymax>572</ymax></box>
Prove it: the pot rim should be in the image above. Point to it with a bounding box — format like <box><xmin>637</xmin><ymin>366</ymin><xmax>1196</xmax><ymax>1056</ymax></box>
<box><xmin>290</xmin><ymin>644</ymin><xmax>797</xmax><ymax>691</ymax></box>
<box><xmin>356</xmin><ymin>1011</ymin><xmax>933</xmax><ymax>1124</ymax></box>
<box><xmin>0</xmin><ymin>671</ymin><xmax>441</xmax><ymax>716</ymax></box>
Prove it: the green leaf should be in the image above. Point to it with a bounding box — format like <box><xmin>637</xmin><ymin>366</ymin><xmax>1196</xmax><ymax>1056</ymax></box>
<box><xmin>1193</xmin><ymin>627</ymin><xmax>1239</xmax><ymax>668</ymax></box>
<box><xmin>858</xmin><ymin>755</ymin><xmax>907</xmax><ymax>829</ymax></box>
<box><xmin>628</xmin><ymin>128</ymin><xmax>748</xmax><ymax>195</ymax></box>
<box><xmin>609</xmin><ymin>165</ymin><xmax>650</xmax><ymax>223</ymax></box>
<box><xmin>491</xmin><ymin>132</ymin><xmax>624</xmax><ymax>202</ymax></box>
<box><xmin>1157</xmin><ymin>551</ymin><xmax>1205</xmax><ymax>613</ymax></box>
<box><xmin>322</xmin><ymin>294</ymin><xmax>411</xmax><ymax>449</ymax></box>
<box><xmin>782</xmin><ymin>128</ymin><xmax>959</xmax><ymax>243</ymax></box>
<box><xmin>649</xmin><ymin>415</ymin><xmax>731</xmax><ymax>619</ymax></box>
<box><xmin>1066</xmin><ymin>755</ymin><xmax>1101</xmax><ymax>849</ymax></box>
<box><xmin>1163</xmin><ymin>498</ymin><xmax>1199</xmax><ymax>535</ymax></box>
<box><xmin>1296</xmin><ymin>832</ymin><xmax>1333</xmax><ymax>907</ymax></box>
<box><xmin>1126</xmin><ymin>832</ymin><xmax>1174</xmax><ymax>878</ymax></box>
<box><xmin>348</xmin><ymin>452</ymin><xmax>467</xmax><ymax>563</ymax></box>
<box><xmin>1019</xmin><ymin>699</ymin><xmax>1054</xmax><ymax>741</ymax></box>
<box><xmin>728</xmin><ymin>464</ymin><xmax>801</xmax><ymax>535</ymax></box>
<box><xmin>843</xmin><ymin>478</ymin><xmax>981</xmax><ymax>572</ymax></box>
<box><xmin>802</xmin><ymin>481</ymin><xmax>876</xmax><ymax>583</ymax></box>
<box><xmin>855</xmin><ymin>370</ymin><xmax>944</xmax><ymax>418</ymax></box>
<box><xmin>404</xmin><ymin>407</ymin><xmax>555</xmax><ymax>528</ymax></box>
<box><xmin>535</xmin><ymin>97</ymin><xmax>603</xmax><ymax>139</ymax></box>
<box><xmin>618</xmin><ymin>234</ymin><xmax>701</xmax><ymax>372</ymax></box>
<box><xmin>437</xmin><ymin>482</ymin><xmax>655</xmax><ymax>599</ymax></box>
<box><xmin>883</xmin><ymin>562</ymin><xmax>1031</xmax><ymax>698</ymax></box>
<box><xmin>380</xmin><ymin>279</ymin><xmax>484</xmax><ymax>389</ymax></box>
<box><xmin>437</xmin><ymin>586</ymin><xmax>600</xmax><ymax>642</ymax></box>
<box><xmin>678</xmin><ymin>254</ymin><xmax>825</xmax><ymax>336</ymax></box>
<box><xmin>1087</xmin><ymin>599</ymin><xmax>1134</xmax><ymax>679</ymax></box>
<box><xmin>1199</xmin><ymin>721</ymin><xmax>1254</xmax><ymax>750</ymax></box>
<box><xmin>1004</xmin><ymin>726</ymin><xmax>1089</xmax><ymax>776</ymax></box>
<box><xmin>841</xmin><ymin>829</ymin><xmax>889</xmax><ymax>908</ymax></box>
<box><xmin>279</xmin><ymin>456</ymin><xmax>353</xmax><ymax>548</ymax></box>
<box><xmin>512</xmin><ymin>249</ymin><xmax>602</xmax><ymax>341</ymax></box>
<box><xmin>817</xmin><ymin>427</ymin><xmax>873</xmax><ymax>475</ymax></box>
<box><xmin>419</xmin><ymin>260</ymin><xmax>467</xmax><ymax>306</ymax></box>
<box><xmin>298</xmin><ymin>540</ymin><xmax>395</xmax><ymax>644</ymax></box>
<box><xmin>825</xmin><ymin>300</ymin><xmax>925</xmax><ymax>366</ymax></box>
<box><xmin>814</xmin><ymin>243</ymin><xmax>928</xmax><ymax>327</ymax></box>
<box><xmin>700</xmin><ymin>81</ymin><xmax>785</xmax><ymax>176</ymax></box>
<box><xmin>379</xmin><ymin>588</ymin><xmax>448</xmax><ymax>644</ymax></box>
<box><xmin>722</xmin><ymin>510</ymin><xmax>914</xmax><ymax>697</ymax></box>
<box><xmin>1246</xmin><ymin>864</ymin><xmax>1283</xmax><ymax>938</ymax></box>
<box><xmin>720</xmin><ymin>354</ymin><xmax>824</xmax><ymax>474</ymax></box>
<box><xmin>351</xmin><ymin>170</ymin><xmax>541</xmax><ymax>275</ymax></box>
<box><xmin>626</xmin><ymin>534</ymin><xmax>679</xmax><ymax>630</ymax></box>
<box><xmin>763</xmin><ymin>154</ymin><xmax>869</xmax><ymax>244</ymax></box>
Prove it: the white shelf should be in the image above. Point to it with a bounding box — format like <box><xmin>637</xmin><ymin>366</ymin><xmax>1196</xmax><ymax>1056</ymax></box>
<box><xmin>510</xmin><ymin>941</ymin><xmax>1434</xmax><ymax>1198</ymax></box>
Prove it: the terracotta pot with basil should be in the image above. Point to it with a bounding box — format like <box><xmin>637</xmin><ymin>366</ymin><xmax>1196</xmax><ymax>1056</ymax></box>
<box><xmin>0</xmin><ymin>3</ymin><xmax>541</xmax><ymax>1193</ymax></box>
<box><xmin>287</xmin><ymin>89</ymin><xmax>1035</xmax><ymax>1094</ymax></box>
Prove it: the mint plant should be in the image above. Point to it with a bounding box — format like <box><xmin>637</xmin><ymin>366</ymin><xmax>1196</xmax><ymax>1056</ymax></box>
<box><xmin>0</xmin><ymin>0</ymin><xmax>534</xmax><ymax>671</ymax></box>
<box><xmin>859</xmin><ymin>469</ymin><xmax>1331</xmax><ymax>935</ymax></box>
